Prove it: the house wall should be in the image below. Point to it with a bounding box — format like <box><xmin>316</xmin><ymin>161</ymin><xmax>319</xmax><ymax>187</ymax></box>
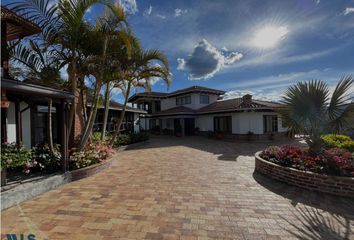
<box><xmin>5</xmin><ymin>102</ymin><xmax>32</xmax><ymax>147</ymax></box>
<box><xmin>21</xmin><ymin>102</ymin><xmax>31</xmax><ymax>147</ymax></box>
<box><xmin>160</xmin><ymin>93</ymin><xmax>219</xmax><ymax>111</ymax></box>
<box><xmin>7</xmin><ymin>102</ymin><xmax>16</xmax><ymax>143</ymax></box>
<box><xmin>195</xmin><ymin>112</ymin><xmax>287</xmax><ymax>134</ymax></box>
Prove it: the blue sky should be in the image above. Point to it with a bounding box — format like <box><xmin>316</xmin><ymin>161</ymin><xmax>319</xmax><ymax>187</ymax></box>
<box><xmin>6</xmin><ymin>0</ymin><xmax>354</xmax><ymax>102</ymax></box>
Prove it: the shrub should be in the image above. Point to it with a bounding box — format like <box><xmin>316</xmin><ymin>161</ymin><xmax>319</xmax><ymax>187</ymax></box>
<box><xmin>260</xmin><ymin>145</ymin><xmax>354</xmax><ymax>176</ymax></box>
<box><xmin>92</xmin><ymin>131</ymin><xmax>111</xmax><ymax>143</ymax></box>
<box><xmin>31</xmin><ymin>144</ymin><xmax>62</xmax><ymax>174</ymax></box>
<box><xmin>69</xmin><ymin>143</ymin><xmax>115</xmax><ymax>170</ymax></box>
<box><xmin>322</xmin><ymin>148</ymin><xmax>354</xmax><ymax>176</ymax></box>
<box><xmin>115</xmin><ymin>132</ymin><xmax>149</xmax><ymax>146</ymax></box>
<box><xmin>321</xmin><ymin>134</ymin><xmax>354</xmax><ymax>152</ymax></box>
<box><xmin>1</xmin><ymin>143</ymin><xmax>32</xmax><ymax>170</ymax></box>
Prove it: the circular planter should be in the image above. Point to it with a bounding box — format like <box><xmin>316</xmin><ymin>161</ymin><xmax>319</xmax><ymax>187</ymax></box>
<box><xmin>255</xmin><ymin>152</ymin><xmax>354</xmax><ymax>198</ymax></box>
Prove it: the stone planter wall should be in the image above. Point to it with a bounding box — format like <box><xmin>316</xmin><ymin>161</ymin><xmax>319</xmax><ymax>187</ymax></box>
<box><xmin>255</xmin><ymin>152</ymin><xmax>354</xmax><ymax>198</ymax></box>
<box><xmin>70</xmin><ymin>158</ymin><xmax>113</xmax><ymax>181</ymax></box>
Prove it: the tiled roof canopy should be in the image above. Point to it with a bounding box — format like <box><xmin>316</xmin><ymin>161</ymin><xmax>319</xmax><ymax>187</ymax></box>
<box><xmin>128</xmin><ymin>86</ymin><xmax>225</xmax><ymax>102</ymax></box>
<box><xmin>197</xmin><ymin>98</ymin><xmax>283</xmax><ymax>114</ymax></box>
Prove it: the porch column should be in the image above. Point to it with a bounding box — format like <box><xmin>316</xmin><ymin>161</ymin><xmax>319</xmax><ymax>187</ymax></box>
<box><xmin>60</xmin><ymin>101</ymin><xmax>68</xmax><ymax>171</ymax></box>
<box><xmin>181</xmin><ymin>118</ymin><xmax>185</xmax><ymax>137</ymax></box>
<box><xmin>15</xmin><ymin>99</ymin><xmax>21</xmax><ymax>144</ymax></box>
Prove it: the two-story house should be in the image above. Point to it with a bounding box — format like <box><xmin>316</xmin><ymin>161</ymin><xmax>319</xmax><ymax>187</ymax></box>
<box><xmin>128</xmin><ymin>86</ymin><xmax>288</xmax><ymax>139</ymax></box>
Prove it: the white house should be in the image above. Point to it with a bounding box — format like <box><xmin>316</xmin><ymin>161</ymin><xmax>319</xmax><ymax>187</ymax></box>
<box><xmin>128</xmin><ymin>86</ymin><xmax>288</xmax><ymax>139</ymax></box>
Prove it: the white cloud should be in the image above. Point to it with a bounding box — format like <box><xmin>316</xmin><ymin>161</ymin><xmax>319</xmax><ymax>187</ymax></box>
<box><xmin>344</xmin><ymin>7</ymin><xmax>354</xmax><ymax>15</ymax></box>
<box><xmin>223</xmin><ymin>89</ymin><xmax>283</xmax><ymax>102</ymax></box>
<box><xmin>315</xmin><ymin>0</ymin><xmax>320</xmax><ymax>5</ymax></box>
<box><xmin>118</xmin><ymin>0</ymin><xmax>138</xmax><ymax>14</ymax></box>
<box><xmin>177</xmin><ymin>58</ymin><xmax>186</xmax><ymax>70</ymax></box>
<box><xmin>143</xmin><ymin>5</ymin><xmax>152</xmax><ymax>16</ymax></box>
<box><xmin>156</xmin><ymin>14</ymin><xmax>166</xmax><ymax>19</ymax></box>
<box><xmin>177</xmin><ymin>39</ymin><xmax>243</xmax><ymax>80</ymax></box>
<box><xmin>175</xmin><ymin>8</ymin><xmax>188</xmax><ymax>17</ymax></box>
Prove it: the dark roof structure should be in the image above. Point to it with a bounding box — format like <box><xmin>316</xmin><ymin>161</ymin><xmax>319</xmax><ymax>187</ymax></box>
<box><xmin>2</xmin><ymin>78</ymin><xmax>74</xmax><ymax>100</ymax></box>
<box><xmin>86</xmin><ymin>95</ymin><xmax>146</xmax><ymax>114</ymax></box>
<box><xmin>1</xmin><ymin>6</ymin><xmax>41</xmax><ymax>41</ymax></box>
<box><xmin>128</xmin><ymin>86</ymin><xmax>225</xmax><ymax>102</ymax></box>
<box><xmin>153</xmin><ymin>106</ymin><xmax>195</xmax><ymax>116</ymax></box>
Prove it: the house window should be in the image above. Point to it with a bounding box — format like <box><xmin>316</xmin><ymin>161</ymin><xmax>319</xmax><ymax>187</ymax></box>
<box><xmin>200</xmin><ymin>95</ymin><xmax>210</xmax><ymax>104</ymax></box>
<box><xmin>214</xmin><ymin>116</ymin><xmax>232</xmax><ymax>133</ymax></box>
<box><xmin>33</xmin><ymin>105</ymin><xmax>58</xmax><ymax>145</ymax></box>
<box><xmin>154</xmin><ymin>101</ymin><xmax>161</xmax><ymax>112</ymax></box>
<box><xmin>263</xmin><ymin>115</ymin><xmax>278</xmax><ymax>133</ymax></box>
<box><xmin>176</xmin><ymin>95</ymin><xmax>191</xmax><ymax>105</ymax></box>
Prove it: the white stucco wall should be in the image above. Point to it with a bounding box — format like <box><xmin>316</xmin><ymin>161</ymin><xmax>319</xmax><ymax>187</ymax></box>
<box><xmin>195</xmin><ymin>112</ymin><xmax>288</xmax><ymax>134</ymax></box>
<box><xmin>6</xmin><ymin>102</ymin><xmax>16</xmax><ymax>143</ymax></box>
<box><xmin>161</xmin><ymin>94</ymin><xmax>220</xmax><ymax>111</ymax></box>
<box><xmin>20</xmin><ymin>102</ymin><xmax>31</xmax><ymax>147</ymax></box>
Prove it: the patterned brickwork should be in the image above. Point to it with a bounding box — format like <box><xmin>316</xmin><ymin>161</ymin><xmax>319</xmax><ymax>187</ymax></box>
<box><xmin>255</xmin><ymin>153</ymin><xmax>354</xmax><ymax>198</ymax></box>
<box><xmin>1</xmin><ymin>136</ymin><xmax>354</xmax><ymax>239</ymax></box>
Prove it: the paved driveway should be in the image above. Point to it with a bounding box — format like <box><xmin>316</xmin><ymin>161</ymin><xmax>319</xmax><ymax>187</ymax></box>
<box><xmin>1</xmin><ymin>136</ymin><xmax>354</xmax><ymax>239</ymax></box>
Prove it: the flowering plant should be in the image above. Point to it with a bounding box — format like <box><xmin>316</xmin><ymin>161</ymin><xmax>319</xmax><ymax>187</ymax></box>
<box><xmin>1</xmin><ymin>143</ymin><xmax>33</xmax><ymax>170</ymax></box>
<box><xmin>260</xmin><ymin>145</ymin><xmax>353</xmax><ymax>176</ymax></box>
<box><xmin>69</xmin><ymin>143</ymin><xmax>115</xmax><ymax>170</ymax></box>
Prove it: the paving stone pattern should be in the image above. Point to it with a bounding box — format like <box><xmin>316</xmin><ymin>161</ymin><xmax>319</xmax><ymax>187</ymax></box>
<box><xmin>1</xmin><ymin>136</ymin><xmax>354</xmax><ymax>239</ymax></box>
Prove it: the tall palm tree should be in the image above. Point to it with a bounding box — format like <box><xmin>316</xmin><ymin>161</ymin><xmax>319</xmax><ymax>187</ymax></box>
<box><xmin>280</xmin><ymin>76</ymin><xmax>354</xmax><ymax>154</ymax></box>
<box><xmin>109</xmin><ymin>41</ymin><xmax>172</xmax><ymax>145</ymax></box>
<box><xmin>9</xmin><ymin>0</ymin><xmax>120</xmax><ymax>140</ymax></box>
<box><xmin>77</xmin><ymin>7</ymin><xmax>131</xmax><ymax>150</ymax></box>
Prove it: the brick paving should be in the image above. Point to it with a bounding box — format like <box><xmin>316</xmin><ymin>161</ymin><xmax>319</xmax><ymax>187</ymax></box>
<box><xmin>1</xmin><ymin>136</ymin><xmax>354</xmax><ymax>240</ymax></box>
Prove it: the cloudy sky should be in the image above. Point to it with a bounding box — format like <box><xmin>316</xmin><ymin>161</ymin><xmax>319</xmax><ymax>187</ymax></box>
<box><xmin>6</xmin><ymin>0</ymin><xmax>354</xmax><ymax>101</ymax></box>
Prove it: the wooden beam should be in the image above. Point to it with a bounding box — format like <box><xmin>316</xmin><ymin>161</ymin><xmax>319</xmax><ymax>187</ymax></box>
<box><xmin>60</xmin><ymin>101</ymin><xmax>68</xmax><ymax>171</ymax></box>
<box><xmin>14</xmin><ymin>99</ymin><xmax>21</xmax><ymax>144</ymax></box>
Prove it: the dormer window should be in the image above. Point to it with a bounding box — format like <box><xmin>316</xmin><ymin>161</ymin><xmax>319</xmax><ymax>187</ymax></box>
<box><xmin>200</xmin><ymin>95</ymin><xmax>210</xmax><ymax>104</ymax></box>
<box><xmin>176</xmin><ymin>96</ymin><xmax>191</xmax><ymax>105</ymax></box>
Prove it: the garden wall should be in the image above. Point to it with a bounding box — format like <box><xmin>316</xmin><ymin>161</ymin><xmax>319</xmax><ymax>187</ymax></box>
<box><xmin>255</xmin><ymin>152</ymin><xmax>354</xmax><ymax>198</ymax></box>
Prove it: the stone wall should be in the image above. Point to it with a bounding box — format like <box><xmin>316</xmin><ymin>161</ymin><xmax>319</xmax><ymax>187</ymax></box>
<box><xmin>255</xmin><ymin>152</ymin><xmax>354</xmax><ymax>198</ymax></box>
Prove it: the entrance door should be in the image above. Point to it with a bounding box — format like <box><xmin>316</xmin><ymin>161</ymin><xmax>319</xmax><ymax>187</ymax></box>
<box><xmin>184</xmin><ymin>118</ymin><xmax>195</xmax><ymax>135</ymax></box>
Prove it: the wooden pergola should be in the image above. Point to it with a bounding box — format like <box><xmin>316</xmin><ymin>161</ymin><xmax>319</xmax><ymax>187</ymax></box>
<box><xmin>1</xmin><ymin>6</ymin><xmax>72</xmax><ymax>171</ymax></box>
<box><xmin>1</xmin><ymin>6</ymin><xmax>41</xmax><ymax>78</ymax></box>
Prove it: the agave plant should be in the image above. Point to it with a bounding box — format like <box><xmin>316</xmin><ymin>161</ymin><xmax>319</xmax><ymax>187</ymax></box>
<box><xmin>280</xmin><ymin>76</ymin><xmax>354</xmax><ymax>154</ymax></box>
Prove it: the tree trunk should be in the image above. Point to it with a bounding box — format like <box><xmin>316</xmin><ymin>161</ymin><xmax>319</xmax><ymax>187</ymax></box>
<box><xmin>101</xmin><ymin>82</ymin><xmax>111</xmax><ymax>141</ymax></box>
<box><xmin>110</xmin><ymin>82</ymin><xmax>131</xmax><ymax>146</ymax></box>
<box><xmin>67</xmin><ymin>62</ymin><xmax>77</xmax><ymax>138</ymax></box>
<box><xmin>47</xmin><ymin>98</ymin><xmax>54</xmax><ymax>154</ymax></box>
<box><xmin>77</xmin><ymin>80</ymin><xmax>103</xmax><ymax>151</ymax></box>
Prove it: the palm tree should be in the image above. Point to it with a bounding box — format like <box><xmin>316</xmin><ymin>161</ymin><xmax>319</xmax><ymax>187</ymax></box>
<box><xmin>109</xmin><ymin>41</ymin><xmax>172</xmax><ymax>145</ymax></box>
<box><xmin>10</xmin><ymin>40</ymin><xmax>64</xmax><ymax>153</ymax></box>
<box><xmin>9</xmin><ymin>0</ymin><xmax>120</xmax><ymax>140</ymax></box>
<box><xmin>76</xmin><ymin>7</ymin><xmax>130</xmax><ymax>150</ymax></box>
<box><xmin>280</xmin><ymin>76</ymin><xmax>354</xmax><ymax>154</ymax></box>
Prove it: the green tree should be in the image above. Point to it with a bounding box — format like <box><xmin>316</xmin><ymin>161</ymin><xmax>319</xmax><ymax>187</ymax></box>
<box><xmin>109</xmin><ymin>41</ymin><xmax>172</xmax><ymax>145</ymax></box>
<box><xmin>280</xmin><ymin>76</ymin><xmax>354</xmax><ymax>154</ymax></box>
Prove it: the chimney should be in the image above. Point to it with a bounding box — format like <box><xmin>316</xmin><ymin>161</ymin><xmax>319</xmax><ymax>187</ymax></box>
<box><xmin>242</xmin><ymin>94</ymin><xmax>252</xmax><ymax>107</ymax></box>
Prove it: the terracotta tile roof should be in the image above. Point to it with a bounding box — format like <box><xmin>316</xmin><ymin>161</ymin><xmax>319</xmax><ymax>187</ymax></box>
<box><xmin>154</xmin><ymin>106</ymin><xmax>195</xmax><ymax>116</ymax></box>
<box><xmin>1</xmin><ymin>6</ymin><xmax>41</xmax><ymax>41</ymax></box>
<box><xmin>197</xmin><ymin>98</ymin><xmax>283</xmax><ymax>113</ymax></box>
